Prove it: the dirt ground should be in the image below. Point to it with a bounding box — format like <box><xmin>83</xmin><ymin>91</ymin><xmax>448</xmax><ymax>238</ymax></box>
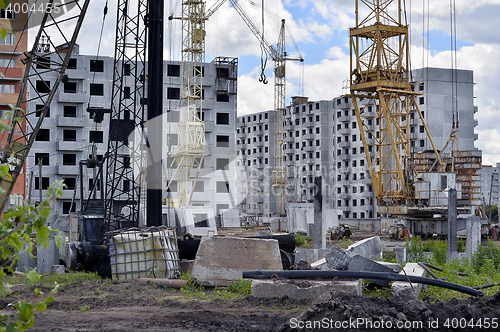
<box><xmin>1</xmin><ymin>278</ymin><xmax>500</xmax><ymax>332</ymax></box>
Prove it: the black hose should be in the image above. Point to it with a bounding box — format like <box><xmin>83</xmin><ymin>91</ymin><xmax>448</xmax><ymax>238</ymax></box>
<box><xmin>418</xmin><ymin>262</ymin><xmax>442</xmax><ymax>280</ymax></box>
<box><xmin>242</xmin><ymin>270</ymin><xmax>484</xmax><ymax>297</ymax></box>
<box><xmin>473</xmin><ymin>282</ymin><xmax>500</xmax><ymax>290</ymax></box>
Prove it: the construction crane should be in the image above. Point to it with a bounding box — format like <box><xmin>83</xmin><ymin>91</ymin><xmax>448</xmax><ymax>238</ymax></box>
<box><xmin>348</xmin><ymin>0</ymin><xmax>444</xmax><ymax>215</ymax></box>
<box><xmin>0</xmin><ymin>0</ymin><xmax>90</xmax><ymax>212</ymax></box>
<box><xmin>227</xmin><ymin>1</ymin><xmax>303</xmax><ymax>216</ymax></box>
<box><xmin>165</xmin><ymin>0</ymin><xmax>227</xmax><ymax>207</ymax></box>
<box><xmin>103</xmin><ymin>0</ymin><xmax>148</xmax><ymax>230</ymax></box>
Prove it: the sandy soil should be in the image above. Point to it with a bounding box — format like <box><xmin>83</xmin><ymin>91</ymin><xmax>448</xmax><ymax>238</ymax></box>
<box><xmin>1</xmin><ymin>277</ymin><xmax>499</xmax><ymax>331</ymax></box>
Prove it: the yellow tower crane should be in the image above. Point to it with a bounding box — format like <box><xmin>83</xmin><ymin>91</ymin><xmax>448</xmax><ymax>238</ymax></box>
<box><xmin>348</xmin><ymin>0</ymin><xmax>444</xmax><ymax>215</ymax></box>
<box><xmin>165</xmin><ymin>0</ymin><xmax>227</xmax><ymax>207</ymax></box>
<box><xmin>228</xmin><ymin>1</ymin><xmax>303</xmax><ymax>216</ymax></box>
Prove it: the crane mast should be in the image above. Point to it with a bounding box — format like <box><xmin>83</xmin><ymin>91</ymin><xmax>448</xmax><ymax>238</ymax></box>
<box><xmin>104</xmin><ymin>0</ymin><xmax>148</xmax><ymax>229</ymax></box>
<box><xmin>165</xmin><ymin>0</ymin><xmax>211</xmax><ymax>207</ymax></box>
<box><xmin>349</xmin><ymin>0</ymin><xmax>444</xmax><ymax>213</ymax></box>
<box><xmin>272</xmin><ymin>20</ymin><xmax>287</xmax><ymax>216</ymax></box>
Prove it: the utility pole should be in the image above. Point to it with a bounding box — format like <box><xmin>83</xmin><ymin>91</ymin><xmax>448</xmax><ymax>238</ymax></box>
<box><xmin>146</xmin><ymin>0</ymin><xmax>164</xmax><ymax>226</ymax></box>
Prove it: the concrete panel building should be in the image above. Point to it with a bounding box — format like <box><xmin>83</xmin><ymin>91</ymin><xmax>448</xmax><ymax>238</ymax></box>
<box><xmin>236</xmin><ymin>67</ymin><xmax>479</xmax><ymax>219</ymax></box>
<box><xmin>0</xmin><ymin>7</ymin><xmax>29</xmax><ymax>209</ymax></box>
<box><xmin>26</xmin><ymin>48</ymin><xmax>238</xmax><ymax>226</ymax></box>
<box><xmin>481</xmin><ymin>164</ymin><xmax>500</xmax><ymax>210</ymax></box>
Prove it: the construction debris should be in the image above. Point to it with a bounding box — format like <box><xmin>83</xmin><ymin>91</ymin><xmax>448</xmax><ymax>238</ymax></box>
<box><xmin>191</xmin><ymin>236</ymin><xmax>282</xmax><ymax>286</ymax></box>
<box><xmin>391</xmin><ymin>263</ymin><xmax>427</xmax><ymax>300</ymax></box>
<box><xmin>346</xmin><ymin>236</ymin><xmax>382</xmax><ymax>259</ymax></box>
<box><xmin>251</xmin><ymin>279</ymin><xmax>362</xmax><ymax>299</ymax></box>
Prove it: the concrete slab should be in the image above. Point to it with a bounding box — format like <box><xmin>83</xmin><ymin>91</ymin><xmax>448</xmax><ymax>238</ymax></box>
<box><xmin>324</xmin><ymin>247</ymin><xmax>354</xmax><ymax>270</ymax></box>
<box><xmin>191</xmin><ymin>237</ymin><xmax>282</xmax><ymax>287</ymax></box>
<box><xmin>391</xmin><ymin>263</ymin><xmax>427</xmax><ymax>300</ymax></box>
<box><xmin>375</xmin><ymin>261</ymin><xmax>402</xmax><ymax>273</ymax></box>
<box><xmin>251</xmin><ymin>279</ymin><xmax>362</xmax><ymax>299</ymax></box>
<box><xmin>295</xmin><ymin>248</ymin><xmax>330</xmax><ymax>264</ymax></box>
<box><xmin>347</xmin><ymin>255</ymin><xmax>396</xmax><ymax>287</ymax></box>
<box><xmin>347</xmin><ymin>236</ymin><xmax>382</xmax><ymax>259</ymax></box>
<box><xmin>51</xmin><ymin>265</ymin><xmax>65</xmax><ymax>275</ymax></box>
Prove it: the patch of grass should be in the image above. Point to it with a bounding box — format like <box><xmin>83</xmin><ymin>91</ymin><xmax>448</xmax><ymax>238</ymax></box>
<box><xmin>421</xmin><ymin>243</ymin><xmax>500</xmax><ymax>300</ymax></box>
<box><xmin>380</xmin><ymin>250</ymin><xmax>397</xmax><ymax>263</ymax></box>
<box><xmin>362</xmin><ymin>282</ymin><xmax>392</xmax><ymax>298</ymax></box>
<box><xmin>0</xmin><ymin>271</ymin><xmax>100</xmax><ymax>292</ymax></box>
<box><xmin>227</xmin><ymin>278</ymin><xmax>251</xmax><ymax>296</ymax></box>
<box><xmin>304</xmin><ymin>236</ymin><xmax>314</xmax><ymax>242</ymax></box>
<box><xmin>79</xmin><ymin>304</ymin><xmax>91</xmax><ymax>312</ymax></box>
<box><xmin>295</xmin><ymin>234</ymin><xmax>305</xmax><ymax>247</ymax></box>
<box><xmin>406</xmin><ymin>236</ymin><xmax>425</xmax><ymax>263</ymax></box>
<box><xmin>423</xmin><ymin>239</ymin><xmax>448</xmax><ymax>265</ymax></box>
<box><xmin>339</xmin><ymin>237</ymin><xmax>355</xmax><ymax>249</ymax></box>
<box><xmin>180</xmin><ymin>270</ymin><xmax>206</xmax><ymax>298</ymax></box>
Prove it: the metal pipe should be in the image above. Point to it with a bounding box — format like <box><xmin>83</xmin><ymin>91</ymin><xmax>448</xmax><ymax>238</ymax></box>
<box><xmin>242</xmin><ymin>270</ymin><xmax>484</xmax><ymax>297</ymax></box>
<box><xmin>146</xmin><ymin>0</ymin><xmax>164</xmax><ymax>227</ymax></box>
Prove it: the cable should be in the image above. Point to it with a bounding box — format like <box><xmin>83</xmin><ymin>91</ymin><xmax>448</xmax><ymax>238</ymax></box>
<box><xmin>258</xmin><ymin>0</ymin><xmax>267</xmax><ymax>84</ymax></box>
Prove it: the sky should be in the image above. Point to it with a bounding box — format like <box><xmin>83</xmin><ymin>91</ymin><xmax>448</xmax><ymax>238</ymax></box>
<box><xmin>47</xmin><ymin>0</ymin><xmax>500</xmax><ymax>166</ymax></box>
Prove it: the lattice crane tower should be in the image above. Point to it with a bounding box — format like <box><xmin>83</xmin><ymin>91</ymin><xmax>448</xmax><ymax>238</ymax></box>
<box><xmin>348</xmin><ymin>0</ymin><xmax>443</xmax><ymax>211</ymax></box>
<box><xmin>166</xmin><ymin>1</ymin><xmax>211</xmax><ymax>207</ymax></box>
<box><xmin>272</xmin><ymin>20</ymin><xmax>287</xmax><ymax>216</ymax></box>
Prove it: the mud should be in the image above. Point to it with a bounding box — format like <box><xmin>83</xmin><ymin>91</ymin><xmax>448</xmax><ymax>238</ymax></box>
<box><xmin>0</xmin><ymin>278</ymin><xmax>499</xmax><ymax>331</ymax></box>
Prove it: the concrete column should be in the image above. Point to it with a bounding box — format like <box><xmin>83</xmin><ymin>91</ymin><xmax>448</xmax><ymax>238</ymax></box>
<box><xmin>395</xmin><ymin>247</ymin><xmax>406</xmax><ymax>265</ymax></box>
<box><xmin>466</xmin><ymin>216</ymin><xmax>481</xmax><ymax>260</ymax></box>
<box><xmin>313</xmin><ymin>176</ymin><xmax>325</xmax><ymax>249</ymax></box>
<box><xmin>447</xmin><ymin>188</ymin><xmax>458</xmax><ymax>263</ymax></box>
<box><xmin>37</xmin><ymin>239</ymin><xmax>60</xmax><ymax>274</ymax></box>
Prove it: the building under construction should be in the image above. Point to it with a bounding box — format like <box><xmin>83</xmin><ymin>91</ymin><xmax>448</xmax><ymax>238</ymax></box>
<box><xmin>237</xmin><ymin>67</ymin><xmax>481</xmax><ymax>220</ymax></box>
<box><xmin>25</xmin><ymin>50</ymin><xmax>239</xmax><ymax>228</ymax></box>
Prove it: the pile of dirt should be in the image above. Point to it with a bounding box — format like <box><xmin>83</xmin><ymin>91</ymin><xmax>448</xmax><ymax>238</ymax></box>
<box><xmin>280</xmin><ymin>290</ymin><xmax>500</xmax><ymax>331</ymax></box>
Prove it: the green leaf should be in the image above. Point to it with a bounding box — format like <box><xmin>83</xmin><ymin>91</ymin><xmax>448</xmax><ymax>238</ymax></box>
<box><xmin>27</xmin><ymin>270</ymin><xmax>40</xmax><ymax>283</ymax></box>
<box><xmin>39</xmin><ymin>207</ymin><xmax>50</xmax><ymax>220</ymax></box>
<box><xmin>35</xmin><ymin>301</ymin><xmax>47</xmax><ymax>312</ymax></box>
<box><xmin>34</xmin><ymin>288</ymin><xmax>39</xmax><ymax>295</ymax></box>
<box><xmin>6</xmin><ymin>323</ymin><xmax>15</xmax><ymax>332</ymax></box>
<box><xmin>54</xmin><ymin>235</ymin><xmax>63</xmax><ymax>249</ymax></box>
<box><xmin>45</xmin><ymin>295</ymin><xmax>54</xmax><ymax>304</ymax></box>
<box><xmin>18</xmin><ymin>302</ymin><xmax>34</xmax><ymax>323</ymax></box>
<box><xmin>36</xmin><ymin>226</ymin><xmax>50</xmax><ymax>249</ymax></box>
<box><xmin>1</xmin><ymin>28</ymin><xmax>6</xmax><ymax>41</ymax></box>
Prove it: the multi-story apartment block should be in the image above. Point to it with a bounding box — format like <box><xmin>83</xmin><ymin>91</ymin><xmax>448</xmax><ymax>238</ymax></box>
<box><xmin>237</xmin><ymin>67</ymin><xmax>479</xmax><ymax>219</ymax></box>
<box><xmin>0</xmin><ymin>7</ymin><xmax>28</xmax><ymax>208</ymax></box>
<box><xmin>26</xmin><ymin>46</ymin><xmax>238</xmax><ymax>226</ymax></box>
<box><xmin>481</xmin><ymin>164</ymin><xmax>500</xmax><ymax>210</ymax></box>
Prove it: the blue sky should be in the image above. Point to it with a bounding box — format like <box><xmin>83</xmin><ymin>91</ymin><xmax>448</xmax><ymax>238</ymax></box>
<box><xmin>59</xmin><ymin>0</ymin><xmax>500</xmax><ymax>166</ymax></box>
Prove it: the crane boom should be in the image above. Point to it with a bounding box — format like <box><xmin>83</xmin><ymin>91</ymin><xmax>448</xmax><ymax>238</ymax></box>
<box><xmin>0</xmin><ymin>0</ymin><xmax>91</xmax><ymax>212</ymax></box>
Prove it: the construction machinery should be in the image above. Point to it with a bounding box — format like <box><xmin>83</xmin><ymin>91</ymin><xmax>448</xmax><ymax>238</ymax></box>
<box><xmin>348</xmin><ymin>0</ymin><xmax>482</xmax><ymax>237</ymax></box>
<box><xmin>228</xmin><ymin>1</ymin><xmax>303</xmax><ymax>216</ymax></box>
<box><xmin>349</xmin><ymin>0</ymin><xmax>446</xmax><ymax>216</ymax></box>
<box><xmin>0</xmin><ymin>0</ymin><xmax>91</xmax><ymax>212</ymax></box>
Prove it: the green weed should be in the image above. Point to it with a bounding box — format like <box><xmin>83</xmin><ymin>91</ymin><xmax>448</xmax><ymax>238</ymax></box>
<box><xmin>295</xmin><ymin>234</ymin><xmax>305</xmax><ymax>247</ymax></box>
